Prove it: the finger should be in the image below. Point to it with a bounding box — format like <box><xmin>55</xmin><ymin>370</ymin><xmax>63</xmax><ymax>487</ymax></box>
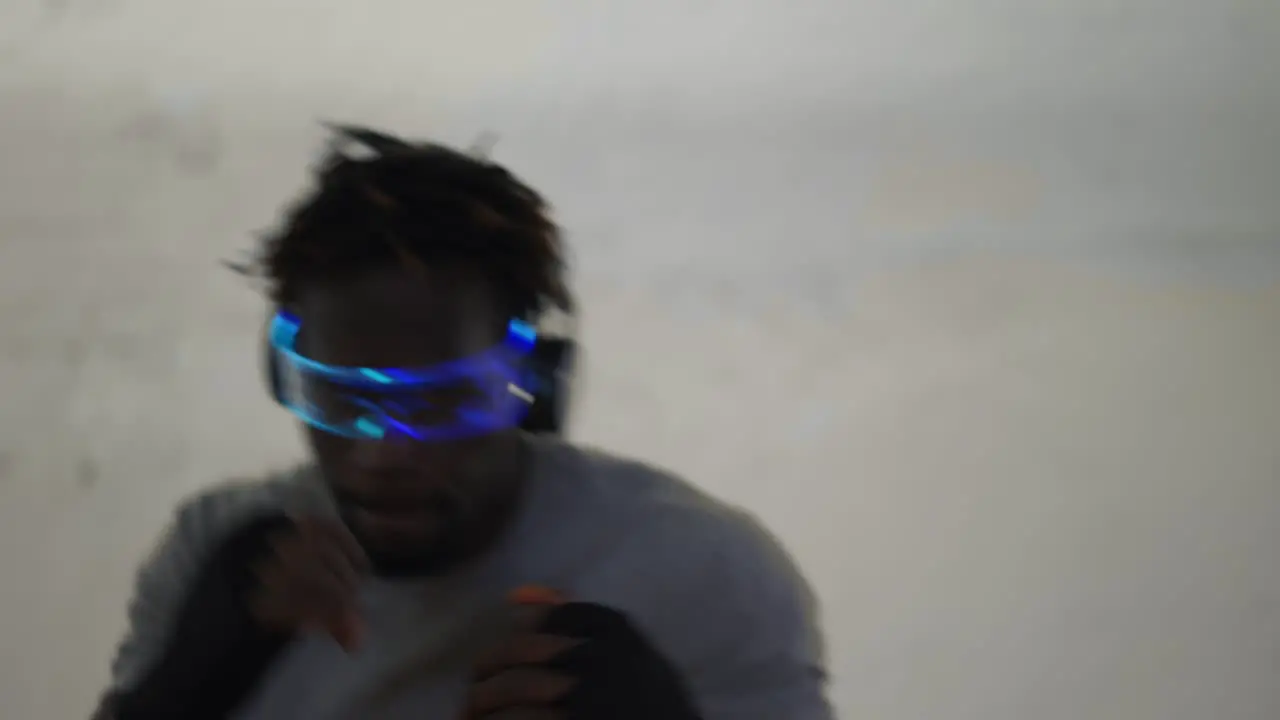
<box><xmin>307</xmin><ymin>534</ymin><xmax>365</xmax><ymax>589</ymax></box>
<box><xmin>271</xmin><ymin>530</ymin><xmax>362</xmax><ymax>595</ymax></box>
<box><xmin>276</xmin><ymin>555</ymin><xmax>359</xmax><ymax>608</ymax></box>
<box><xmin>472</xmin><ymin>633</ymin><xmax>583</xmax><ymax>680</ymax></box>
<box><xmin>246</xmin><ymin>552</ymin><xmax>311</xmax><ymax>617</ymax></box>
<box><xmin>299</xmin><ymin>596</ymin><xmax>363</xmax><ymax>638</ymax></box>
<box><xmin>296</xmin><ymin>516</ymin><xmax>370</xmax><ymax>572</ymax></box>
<box><xmin>326</xmin><ymin>609</ymin><xmax>365</xmax><ymax>652</ymax></box>
<box><xmin>249</xmin><ymin>537</ymin><xmax>362</xmax><ymax>639</ymax></box>
<box><xmin>509</xmin><ymin>585</ymin><xmax>566</xmax><ymax>606</ymax></box>
<box><xmin>464</xmin><ymin>668</ymin><xmax>575</xmax><ymax>717</ymax></box>
<box><xmin>508</xmin><ymin>603</ymin><xmax>557</xmax><ymax>637</ymax></box>
<box><xmin>505</xmin><ymin>585</ymin><xmax>566</xmax><ymax>635</ymax></box>
<box><xmin>245</xmin><ymin>570</ymin><xmax>292</xmax><ymax>629</ymax></box>
<box><xmin>273</xmin><ymin>565</ymin><xmax>361</xmax><ymax>638</ymax></box>
<box><xmin>266</xmin><ymin>536</ymin><xmax>360</xmax><ymax>594</ymax></box>
<box><xmin>247</xmin><ymin>527</ymin><xmax>305</xmax><ymax>586</ymax></box>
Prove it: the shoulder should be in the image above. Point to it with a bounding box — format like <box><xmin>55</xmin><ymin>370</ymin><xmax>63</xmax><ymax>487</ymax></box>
<box><xmin>535</xmin><ymin>438</ymin><xmax>823</xmax><ymax>654</ymax></box>
<box><xmin>536</xmin><ymin>441</ymin><xmax>830</xmax><ymax>716</ymax></box>
<box><xmin>159</xmin><ymin>465</ymin><xmax>322</xmax><ymax>558</ymax></box>
<box><xmin>133</xmin><ymin>463</ymin><xmax>323</xmax><ymax>598</ymax></box>
<box><xmin>538</xmin><ymin>438</ymin><xmax>805</xmax><ymax>587</ymax></box>
<box><xmin>109</xmin><ymin>466</ymin><xmax>323</xmax><ymax>692</ymax></box>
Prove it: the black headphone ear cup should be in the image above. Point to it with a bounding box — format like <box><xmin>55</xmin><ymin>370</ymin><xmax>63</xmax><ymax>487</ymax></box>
<box><xmin>264</xmin><ymin>336</ymin><xmax>284</xmax><ymax>404</ymax></box>
<box><xmin>519</xmin><ymin>338</ymin><xmax>574</xmax><ymax>435</ymax></box>
<box><xmin>551</xmin><ymin>339</ymin><xmax>575</xmax><ymax>431</ymax></box>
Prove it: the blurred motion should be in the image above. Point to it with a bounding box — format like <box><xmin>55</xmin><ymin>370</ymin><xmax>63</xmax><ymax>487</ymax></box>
<box><xmin>82</xmin><ymin>125</ymin><xmax>831</xmax><ymax>720</ymax></box>
<box><xmin>2</xmin><ymin>1</ymin><xmax>1279</xmax><ymax>718</ymax></box>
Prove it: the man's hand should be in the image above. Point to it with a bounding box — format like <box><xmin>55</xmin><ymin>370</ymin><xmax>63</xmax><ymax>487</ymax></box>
<box><xmin>107</xmin><ymin>513</ymin><xmax>369</xmax><ymax>720</ymax></box>
<box><xmin>462</xmin><ymin>589</ymin><xmax>703</xmax><ymax>720</ymax></box>
<box><xmin>247</xmin><ymin>516</ymin><xmax>371</xmax><ymax>652</ymax></box>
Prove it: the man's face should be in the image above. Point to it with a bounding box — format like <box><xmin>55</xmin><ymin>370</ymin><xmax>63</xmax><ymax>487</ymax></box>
<box><xmin>294</xmin><ymin>263</ymin><xmax>525</xmax><ymax>577</ymax></box>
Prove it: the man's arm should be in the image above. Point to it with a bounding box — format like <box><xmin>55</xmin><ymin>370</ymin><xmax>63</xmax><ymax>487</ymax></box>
<box><xmin>91</xmin><ymin>497</ymin><xmax>211</xmax><ymax>719</ymax></box>
<box><xmin>89</xmin><ymin>488</ymin><xmax>295</xmax><ymax>719</ymax></box>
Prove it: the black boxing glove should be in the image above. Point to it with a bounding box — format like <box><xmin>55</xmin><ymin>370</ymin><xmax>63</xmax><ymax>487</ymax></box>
<box><xmin>540</xmin><ymin>602</ymin><xmax>704</xmax><ymax>720</ymax></box>
<box><xmin>112</xmin><ymin>514</ymin><xmax>296</xmax><ymax>720</ymax></box>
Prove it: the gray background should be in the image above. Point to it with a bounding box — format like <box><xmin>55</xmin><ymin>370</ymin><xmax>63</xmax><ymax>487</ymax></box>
<box><xmin>1</xmin><ymin>1</ymin><xmax>1278</xmax><ymax>718</ymax></box>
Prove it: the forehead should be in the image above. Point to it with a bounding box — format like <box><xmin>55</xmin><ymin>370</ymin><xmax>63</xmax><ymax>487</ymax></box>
<box><xmin>294</xmin><ymin>263</ymin><xmax>504</xmax><ymax>368</ymax></box>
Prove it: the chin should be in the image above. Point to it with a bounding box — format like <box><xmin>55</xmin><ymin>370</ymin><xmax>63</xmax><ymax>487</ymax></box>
<box><xmin>365</xmin><ymin>547</ymin><xmax>464</xmax><ymax>578</ymax></box>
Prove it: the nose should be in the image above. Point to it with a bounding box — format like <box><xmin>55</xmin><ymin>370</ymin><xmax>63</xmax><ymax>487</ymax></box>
<box><xmin>349</xmin><ymin>431</ymin><xmax>419</xmax><ymax>471</ymax></box>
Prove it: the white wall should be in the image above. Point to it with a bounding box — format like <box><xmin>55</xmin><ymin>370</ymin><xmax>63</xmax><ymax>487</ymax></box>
<box><xmin>1</xmin><ymin>2</ymin><xmax>1278</xmax><ymax>718</ymax></box>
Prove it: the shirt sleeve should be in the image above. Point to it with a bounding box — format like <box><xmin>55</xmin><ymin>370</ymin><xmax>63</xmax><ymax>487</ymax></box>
<box><xmin>108</xmin><ymin>499</ymin><xmax>211</xmax><ymax>693</ymax></box>
<box><xmin>665</xmin><ymin>504</ymin><xmax>834</xmax><ymax>717</ymax></box>
<box><xmin>108</xmin><ymin>480</ymin><xmax>291</xmax><ymax>693</ymax></box>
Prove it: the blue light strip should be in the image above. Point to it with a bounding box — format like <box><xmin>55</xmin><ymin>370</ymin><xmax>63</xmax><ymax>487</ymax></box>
<box><xmin>269</xmin><ymin>310</ymin><xmax>537</xmax><ymax>385</ymax></box>
<box><xmin>280</xmin><ymin>396</ymin><xmax>522</xmax><ymax>441</ymax></box>
<box><xmin>269</xmin><ymin>310</ymin><xmax>538</xmax><ymax>441</ymax></box>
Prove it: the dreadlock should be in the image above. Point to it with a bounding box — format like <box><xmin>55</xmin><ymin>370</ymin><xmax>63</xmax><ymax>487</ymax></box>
<box><xmin>243</xmin><ymin>124</ymin><xmax>570</xmax><ymax>323</ymax></box>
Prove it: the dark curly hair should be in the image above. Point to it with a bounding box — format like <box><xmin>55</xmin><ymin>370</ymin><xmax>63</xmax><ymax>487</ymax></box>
<box><xmin>239</xmin><ymin>124</ymin><xmax>571</xmax><ymax>322</ymax></box>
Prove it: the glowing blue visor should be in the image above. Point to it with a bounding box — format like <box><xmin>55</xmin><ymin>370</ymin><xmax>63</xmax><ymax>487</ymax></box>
<box><xmin>268</xmin><ymin>311</ymin><xmax>537</xmax><ymax>441</ymax></box>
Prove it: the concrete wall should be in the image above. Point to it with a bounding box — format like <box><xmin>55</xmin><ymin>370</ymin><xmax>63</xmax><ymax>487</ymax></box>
<box><xmin>1</xmin><ymin>1</ymin><xmax>1277</xmax><ymax>718</ymax></box>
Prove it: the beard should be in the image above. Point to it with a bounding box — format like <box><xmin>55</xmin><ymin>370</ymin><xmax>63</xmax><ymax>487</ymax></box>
<box><xmin>315</xmin><ymin>430</ymin><xmax>531</xmax><ymax>579</ymax></box>
<box><xmin>357</xmin><ymin>539</ymin><xmax>467</xmax><ymax>578</ymax></box>
<box><xmin>331</xmin><ymin>476</ymin><xmax>523</xmax><ymax>579</ymax></box>
<box><xmin>332</xmin><ymin>493</ymin><xmax>469</xmax><ymax>578</ymax></box>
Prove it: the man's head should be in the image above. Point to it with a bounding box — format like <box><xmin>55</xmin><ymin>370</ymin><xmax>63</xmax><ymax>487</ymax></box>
<box><xmin>249</xmin><ymin>125</ymin><xmax>570</xmax><ymax>577</ymax></box>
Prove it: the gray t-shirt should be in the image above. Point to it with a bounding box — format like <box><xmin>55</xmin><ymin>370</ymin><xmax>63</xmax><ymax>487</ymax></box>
<box><xmin>108</xmin><ymin>436</ymin><xmax>832</xmax><ymax>719</ymax></box>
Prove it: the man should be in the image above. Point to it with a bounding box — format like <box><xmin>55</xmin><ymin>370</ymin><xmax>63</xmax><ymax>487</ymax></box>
<box><xmin>93</xmin><ymin>126</ymin><xmax>832</xmax><ymax>719</ymax></box>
